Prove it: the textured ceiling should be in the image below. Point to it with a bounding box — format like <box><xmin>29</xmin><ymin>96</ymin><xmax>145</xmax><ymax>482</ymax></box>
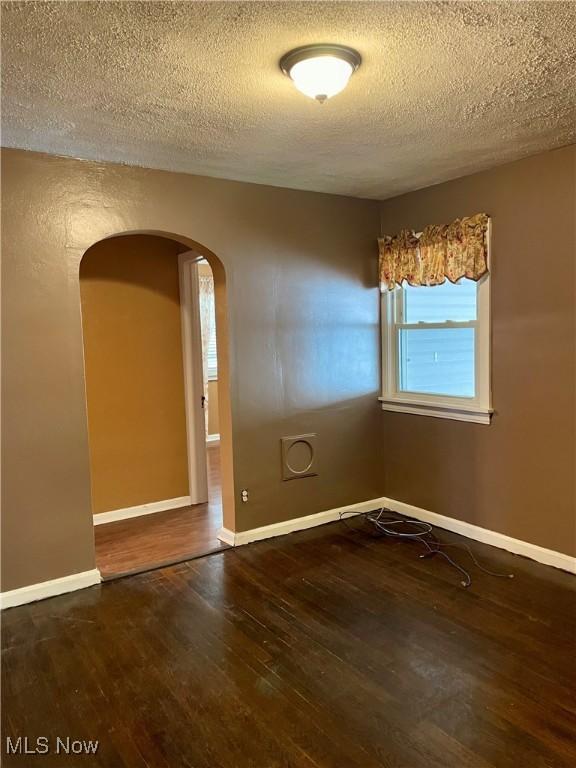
<box><xmin>2</xmin><ymin>1</ymin><xmax>575</xmax><ymax>199</ymax></box>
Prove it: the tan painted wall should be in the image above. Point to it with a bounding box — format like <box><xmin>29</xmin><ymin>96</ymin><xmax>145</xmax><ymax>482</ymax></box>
<box><xmin>1</xmin><ymin>148</ymin><xmax>382</xmax><ymax>591</ymax></box>
<box><xmin>380</xmin><ymin>145</ymin><xmax>576</xmax><ymax>557</ymax></box>
<box><xmin>80</xmin><ymin>235</ymin><xmax>190</xmax><ymax>514</ymax></box>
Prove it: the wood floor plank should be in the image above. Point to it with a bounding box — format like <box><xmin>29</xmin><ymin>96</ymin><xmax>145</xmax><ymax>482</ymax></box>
<box><xmin>94</xmin><ymin>445</ymin><xmax>227</xmax><ymax>579</ymax></box>
<box><xmin>2</xmin><ymin>516</ymin><xmax>575</xmax><ymax>767</ymax></box>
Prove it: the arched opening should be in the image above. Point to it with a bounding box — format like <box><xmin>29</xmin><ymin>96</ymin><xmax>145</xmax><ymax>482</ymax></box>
<box><xmin>79</xmin><ymin>231</ymin><xmax>235</xmax><ymax>578</ymax></box>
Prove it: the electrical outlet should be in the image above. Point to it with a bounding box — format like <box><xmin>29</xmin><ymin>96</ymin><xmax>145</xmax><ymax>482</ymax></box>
<box><xmin>241</xmin><ymin>489</ymin><xmax>249</xmax><ymax>503</ymax></box>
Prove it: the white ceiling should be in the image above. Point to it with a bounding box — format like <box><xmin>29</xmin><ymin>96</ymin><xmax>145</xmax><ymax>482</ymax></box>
<box><xmin>2</xmin><ymin>1</ymin><xmax>575</xmax><ymax>199</ymax></box>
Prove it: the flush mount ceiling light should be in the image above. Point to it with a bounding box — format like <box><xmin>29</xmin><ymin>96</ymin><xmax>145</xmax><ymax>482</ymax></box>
<box><xmin>280</xmin><ymin>44</ymin><xmax>361</xmax><ymax>103</ymax></box>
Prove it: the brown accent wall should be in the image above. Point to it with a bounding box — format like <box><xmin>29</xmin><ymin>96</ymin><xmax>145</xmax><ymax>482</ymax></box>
<box><xmin>1</xmin><ymin>148</ymin><xmax>382</xmax><ymax>592</ymax></box>
<box><xmin>380</xmin><ymin>145</ymin><xmax>576</xmax><ymax>557</ymax></box>
<box><xmin>80</xmin><ymin>235</ymin><xmax>190</xmax><ymax>514</ymax></box>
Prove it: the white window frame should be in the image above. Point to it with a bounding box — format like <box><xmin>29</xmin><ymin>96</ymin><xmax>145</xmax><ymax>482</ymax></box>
<box><xmin>379</xmin><ymin>231</ymin><xmax>492</xmax><ymax>425</ymax></box>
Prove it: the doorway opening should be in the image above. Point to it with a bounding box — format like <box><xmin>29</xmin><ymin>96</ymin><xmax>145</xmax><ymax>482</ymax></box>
<box><xmin>79</xmin><ymin>233</ymin><xmax>233</xmax><ymax>579</ymax></box>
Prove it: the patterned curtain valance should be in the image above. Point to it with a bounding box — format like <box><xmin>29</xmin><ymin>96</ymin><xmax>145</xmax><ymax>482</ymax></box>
<box><xmin>378</xmin><ymin>213</ymin><xmax>489</xmax><ymax>291</ymax></box>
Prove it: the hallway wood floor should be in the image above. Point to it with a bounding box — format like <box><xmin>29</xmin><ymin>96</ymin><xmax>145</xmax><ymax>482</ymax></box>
<box><xmin>2</xmin><ymin>519</ymin><xmax>575</xmax><ymax>767</ymax></box>
<box><xmin>95</xmin><ymin>446</ymin><xmax>226</xmax><ymax>579</ymax></box>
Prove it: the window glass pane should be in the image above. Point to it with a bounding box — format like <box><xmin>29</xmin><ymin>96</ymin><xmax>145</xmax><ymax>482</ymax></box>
<box><xmin>206</xmin><ymin>293</ymin><xmax>217</xmax><ymax>380</ymax></box>
<box><xmin>398</xmin><ymin>327</ymin><xmax>475</xmax><ymax>397</ymax></box>
<box><xmin>403</xmin><ymin>280</ymin><xmax>477</xmax><ymax>323</ymax></box>
<box><xmin>199</xmin><ymin>273</ymin><xmax>218</xmax><ymax>380</ymax></box>
<box><xmin>207</xmin><ymin>332</ymin><xmax>218</xmax><ymax>380</ymax></box>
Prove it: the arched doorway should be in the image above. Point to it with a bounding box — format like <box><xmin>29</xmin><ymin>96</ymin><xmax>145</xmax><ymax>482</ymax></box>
<box><xmin>79</xmin><ymin>232</ymin><xmax>235</xmax><ymax>578</ymax></box>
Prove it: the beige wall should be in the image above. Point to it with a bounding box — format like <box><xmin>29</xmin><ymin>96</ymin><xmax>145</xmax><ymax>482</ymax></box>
<box><xmin>80</xmin><ymin>235</ymin><xmax>190</xmax><ymax>514</ymax></box>
<box><xmin>1</xmin><ymin>148</ymin><xmax>382</xmax><ymax>591</ymax></box>
<box><xmin>380</xmin><ymin>145</ymin><xmax>576</xmax><ymax>557</ymax></box>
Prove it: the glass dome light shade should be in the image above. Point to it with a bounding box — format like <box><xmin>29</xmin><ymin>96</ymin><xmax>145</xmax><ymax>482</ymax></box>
<box><xmin>280</xmin><ymin>45</ymin><xmax>361</xmax><ymax>103</ymax></box>
<box><xmin>289</xmin><ymin>56</ymin><xmax>354</xmax><ymax>102</ymax></box>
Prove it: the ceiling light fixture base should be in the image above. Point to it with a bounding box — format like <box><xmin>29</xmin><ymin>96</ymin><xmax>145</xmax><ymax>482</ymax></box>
<box><xmin>279</xmin><ymin>44</ymin><xmax>362</xmax><ymax>76</ymax></box>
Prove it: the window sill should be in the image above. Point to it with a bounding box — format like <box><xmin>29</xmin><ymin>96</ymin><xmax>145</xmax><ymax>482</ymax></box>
<box><xmin>378</xmin><ymin>397</ymin><xmax>492</xmax><ymax>425</ymax></box>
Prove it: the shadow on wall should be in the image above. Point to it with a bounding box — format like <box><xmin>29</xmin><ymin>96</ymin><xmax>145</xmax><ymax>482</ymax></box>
<box><xmin>82</xmin><ymin>236</ymin><xmax>188</xmax><ymax>297</ymax></box>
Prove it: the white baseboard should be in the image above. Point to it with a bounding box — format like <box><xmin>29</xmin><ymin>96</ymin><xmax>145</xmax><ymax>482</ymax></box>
<box><xmin>93</xmin><ymin>496</ymin><xmax>192</xmax><ymax>526</ymax></box>
<box><xmin>217</xmin><ymin>527</ymin><xmax>236</xmax><ymax>546</ymax></box>
<box><xmin>218</xmin><ymin>495</ymin><xmax>576</xmax><ymax>575</ymax></box>
<box><xmin>5</xmin><ymin>498</ymin><xmax>572</xmax><ymax>611</ymax></box>
<box><xmin>0</xmin><ymin>569</ymin><xmax>102</xmax><ymax>610</ymax></box>
<box><xmin>206</xmin><ymin>433</ymin><xmax>220</xmax><ymax>446</ymax></box>
<box><xmin>218</xmin><ymin>496</ymin><xmax>389</xmax><ymax>547</ymax></box>
<box><xmin>381</xmin><ymin>497</ymin><xmax>576</xmax><ymax>575</ymax></box>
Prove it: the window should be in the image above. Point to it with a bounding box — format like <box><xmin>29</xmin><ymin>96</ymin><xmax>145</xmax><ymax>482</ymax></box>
<box><xmin>206</xmin><ymin>314</ymin><xmax>218</xmax><ymax>380</ymax></box>
<box><xmin>198</xmin><ymin>272</ymin><xmax>218</xmax><ymax>381</ymax></box>
<box><xmin>380</xmin><ymin>276</ymin><xmax>491</xmax><ymax>424</ymax></box>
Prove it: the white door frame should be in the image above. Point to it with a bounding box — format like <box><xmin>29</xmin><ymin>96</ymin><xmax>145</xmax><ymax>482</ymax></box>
<box><xmin>178</xmin><ymin>252</ymin><xmax>209</xmax><ymax>505</ymax></box>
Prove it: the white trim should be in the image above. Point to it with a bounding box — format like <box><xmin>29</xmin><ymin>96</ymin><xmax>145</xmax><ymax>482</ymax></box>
<box><xmin>179</xmin><ymin>253</ymin><xmax>209</xmax><ymax>505</ymax></box>
<box><xmin>381</xmin><ymin>497</ymin><xmax>576</xmax><ymax>574</ymax></box>
<box><xmin>93</xmin><ymin>496</ymin><xmax>192</xmax><ymax>526</ymax></box>
<box><xmin>0</xmin><ymin>569</ymin><xmax>102</xmax><ymax>610</ymax></box>
<box><xmin>218</xmin><ymin>497</ymin><xmax>389</xmax><ymax>546</ymax></box>
<box><xmin>217</xmin><ymin>527</ymin><xmax>237</xmax><ymax>546</ymax></box>
<box><xmin>218</xmin><ymin>495</ymin><xmax>575</xmax><ymax>575</ymax></box>
<box><xmin>379</xmin><ymin>399</ymin><xmax>492</xmax><ymax>424</ymax></box>
<box><xmin>206</xmin><ymin>433</ymin><xmax>220</xmax><ymax>446</ymax></box>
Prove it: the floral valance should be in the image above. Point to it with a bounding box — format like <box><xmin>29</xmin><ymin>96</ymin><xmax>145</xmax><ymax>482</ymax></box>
<box><xmin>378</xmin><ymin>213</ymin><xmax>489</xmax><ymax>291</ymax></box>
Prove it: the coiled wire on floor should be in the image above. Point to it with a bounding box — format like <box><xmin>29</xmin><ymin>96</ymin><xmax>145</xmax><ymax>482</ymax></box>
<box><xmin>339</xmin><ymin>507</ymin><xmax>514</xmax><ymax>588</ymax></box>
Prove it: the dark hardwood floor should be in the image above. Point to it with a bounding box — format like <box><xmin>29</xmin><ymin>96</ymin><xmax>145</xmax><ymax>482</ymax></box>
<box><xmin>95</xmin><ymin>445</ymin><xmax>227</xmax><ymax>579</ymax></box>
<box><xmin>2</xmin><ymin>517</ymin><xmax>576</xmax><ymax>767</ymax></box>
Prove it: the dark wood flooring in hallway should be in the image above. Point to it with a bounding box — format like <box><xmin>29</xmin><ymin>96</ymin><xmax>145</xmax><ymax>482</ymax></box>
<box><xmin>95</xmin><ymin>445</ymin><xmax>226</xmax><ymax>579</ymax></box>
<box><xmin>2</xmin><ymin>518</ymin><xmax>575</xmax><ymax>767</ymax></box>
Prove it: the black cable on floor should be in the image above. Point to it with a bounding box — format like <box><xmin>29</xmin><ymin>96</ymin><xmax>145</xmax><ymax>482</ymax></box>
<box><xmin>339</xmin><ymin>508</ymin><xmax>514</xmax><ymax>588</ymax></box>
